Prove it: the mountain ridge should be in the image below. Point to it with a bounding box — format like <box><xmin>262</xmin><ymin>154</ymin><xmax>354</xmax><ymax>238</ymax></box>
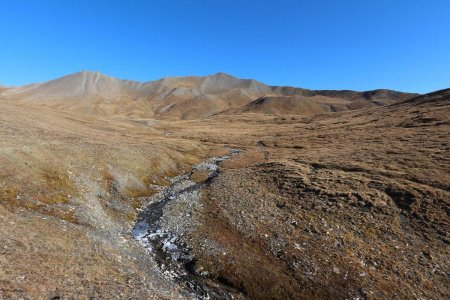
<box><xmin>0</xmin><ymin>71</ymin><xmax>419</xmax><ymax>119</ymax></box>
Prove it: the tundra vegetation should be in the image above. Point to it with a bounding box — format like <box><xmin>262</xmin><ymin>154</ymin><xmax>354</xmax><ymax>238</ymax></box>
<box><xmin>0</xmin><ymin>73</ymin><xmax>448</xmax><ymax>299</ymax></box>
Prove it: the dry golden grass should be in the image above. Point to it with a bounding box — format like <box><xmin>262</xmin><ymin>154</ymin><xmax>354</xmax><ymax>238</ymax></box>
<box><xmin>0</xmin><ymin>99</ymin><xmax>207</xmax><ymax>298</ymax></box>
<box><xmin>190</xmin><ymin>170</ymin><xmax>210</xmax><ymax>183</ymax></box>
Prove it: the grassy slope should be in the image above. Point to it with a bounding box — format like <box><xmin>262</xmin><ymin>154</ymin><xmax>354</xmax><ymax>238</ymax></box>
<box><xmin>0</xmin><ymin>99</ymin><xmax>206</xmax><ymax>298</ymax></box>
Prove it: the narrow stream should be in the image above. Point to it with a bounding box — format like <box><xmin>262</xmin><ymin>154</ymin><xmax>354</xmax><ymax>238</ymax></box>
<box><xmin>132</xmin><ymin>149</ymin><xmax>244</xmax><ymax>299</ymax></box>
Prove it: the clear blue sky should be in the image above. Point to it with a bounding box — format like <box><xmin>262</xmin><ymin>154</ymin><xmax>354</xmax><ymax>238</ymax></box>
<box><xmin>1</xmin><ymin>0</ymin><xmax>449</xmax><ymax>93</ymax></box>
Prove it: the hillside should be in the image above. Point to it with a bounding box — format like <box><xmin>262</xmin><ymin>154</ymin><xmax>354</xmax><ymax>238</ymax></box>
<box><xmin>397</xmin><ymin>88</ymin><xmax>450</xmax><ymax>106</ymax></box>
<box><xmin>241</xmin><ymin>95</ymin><xmax>331</xmax><ymax>115</ymax></box>
<box><xmin>0</xmin><ymin>97</ymin><xmax>208</xmax><ymax>299</ymax></box>
<box><xmin>236</xmin><ymin>94</ymin><xmax>389</xmax><ymax>115</ymax></box>
<box><xmin>157</xmin><ymin>88</ymin><xmax>449</xmax><ymax>299</ymax></box>
<box><xmin>0</xmin><ymin>71</ymin><xmax>417</xmax><ymax>119</ymax></box>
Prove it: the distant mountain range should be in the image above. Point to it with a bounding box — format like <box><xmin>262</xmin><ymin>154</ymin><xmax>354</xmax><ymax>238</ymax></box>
<box><xmin>0</xmin><ymin>71</ymin><xmax>419</xmax><ymax>119</ymax></box>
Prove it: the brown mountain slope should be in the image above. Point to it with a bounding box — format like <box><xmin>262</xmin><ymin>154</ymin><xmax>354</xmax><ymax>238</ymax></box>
<box><xmin>396</xmin><ymin>87</ymin><xmax>450</xmax><ymax>106</ymax></box>
<box><xmin>272</xmin><ymin>86</ymin><xmax>417</xmax><ymax>104</ymax></box>
<box><xmin>0</xmin><ymin>71</ymin><xmax>417</xmax><ymax>119</ymax></box>
<box><xmin>235</xmin><ymin>94</ymin><xmax>387</xmax><ymax>115</ymax></box>
<box><xmin>241</xmin><ymin>95</ymin><xmax>331</xmax><ymax>115</ymax></box>
<box><xmin>5</xmin><ymin>71</ymin><xmax>145</xmax><ymax>101</ymax></box>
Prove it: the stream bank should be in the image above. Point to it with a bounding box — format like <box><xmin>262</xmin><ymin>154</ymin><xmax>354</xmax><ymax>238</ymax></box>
<box><xmin>132</xmin><ymin>149</ymin><xmax>246</xmax><ymax>300</ymax></box>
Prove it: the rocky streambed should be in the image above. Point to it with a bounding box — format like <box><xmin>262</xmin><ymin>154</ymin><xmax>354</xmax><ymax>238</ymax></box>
<box><xmin>132</xmin><ymin>149</ymin><xmax>245</xmax><ymax>300</ymax></box>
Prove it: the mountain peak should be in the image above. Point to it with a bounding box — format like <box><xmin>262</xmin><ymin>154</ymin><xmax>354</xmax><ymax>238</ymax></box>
<box><xmin>2</xmin><ymin>70</ymin><xmax>131</xmax><ymax>101</ymax></box>
<box><xmin>71</xmin><ymin>70</ymin><xmax>111</xmax><ymax>79</ymax></box>
<box><xmin>210</xmin><ymin>72</ymin><xmax>235</xmax><ymax>78</ymax></box>
<box><xmin>80</xmin><ymin>69</ymin><xmax>102</xmax><ymax>74</ymax></box>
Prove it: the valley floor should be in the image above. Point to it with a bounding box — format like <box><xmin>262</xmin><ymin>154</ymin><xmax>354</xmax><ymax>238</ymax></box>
<box><xmin>0</xmin><ymin>91</ymin><xmax>449</xmax><ymax>299</ymax></box>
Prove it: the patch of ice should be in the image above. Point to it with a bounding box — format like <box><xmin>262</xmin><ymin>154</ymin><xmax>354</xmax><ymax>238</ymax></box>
<box><xmin>193</xmin><ymin>162</ymin><xmax>219</xmax><ymax>172</ymax></box>
<box><xmin>162</xmin><ymin>236</ymin><xmax>178</xmax><ymax>252</ymax></box>
<box><xmin>132</xmin><ymin>221</ymin><xmax>149</xmax><ymax>240</ymax></box>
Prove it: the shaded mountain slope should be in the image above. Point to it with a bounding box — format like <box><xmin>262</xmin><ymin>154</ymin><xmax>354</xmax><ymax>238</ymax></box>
<box><xmin>241</xmin><ymin>95</ymin><xmax>331</xmax><ymax>115</ymax></box>
<box><xmin>272</xmin><ymin>86</ymin><xmax>417</xmax><ymax>103</ymax></box>
<box><xmin>395</xmin><ymin>88</ymin><xmax>450</xmax><ymax>106</ymax></box>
